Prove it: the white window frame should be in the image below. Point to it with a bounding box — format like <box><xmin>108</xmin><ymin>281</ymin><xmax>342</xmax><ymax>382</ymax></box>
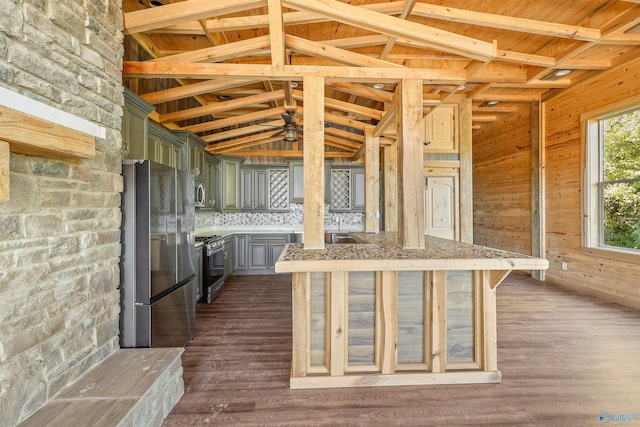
<box><xmin>581</xmin><ymin>96</ymin><xmax>640</xmax><ymax>264</ymax></box>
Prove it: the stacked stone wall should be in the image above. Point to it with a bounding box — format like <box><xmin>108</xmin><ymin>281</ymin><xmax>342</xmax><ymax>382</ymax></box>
<box><xmin>0</xmin><ymin>0</ymin><xmax>124</xmax><ymax>425</ymax></box>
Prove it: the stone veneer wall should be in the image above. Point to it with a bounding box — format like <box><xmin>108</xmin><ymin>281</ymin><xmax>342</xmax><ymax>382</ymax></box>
<box><xmin>0</xmin><ymin>0</ymin><xmax>124</xmax><ymax>425</ymax></box>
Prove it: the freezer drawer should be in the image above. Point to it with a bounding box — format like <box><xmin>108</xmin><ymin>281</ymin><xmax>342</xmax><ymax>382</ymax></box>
<box><xmin>132</xmin><ymin>279</ymin><xmax>196</xmax><ymax>348</ymax></box>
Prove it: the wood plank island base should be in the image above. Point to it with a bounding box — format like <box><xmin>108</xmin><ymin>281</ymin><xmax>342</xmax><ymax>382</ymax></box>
<box><xmin>275</xmin><ymin>233</ymin><xmax>549</xmax><ymax>390</ymax></box>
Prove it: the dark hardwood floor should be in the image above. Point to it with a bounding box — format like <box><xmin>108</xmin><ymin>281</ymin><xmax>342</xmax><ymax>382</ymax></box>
<box><xmin>164</xmin><ymin>272</ymin><xmax>640</xmax><ymax>426</ymax></box>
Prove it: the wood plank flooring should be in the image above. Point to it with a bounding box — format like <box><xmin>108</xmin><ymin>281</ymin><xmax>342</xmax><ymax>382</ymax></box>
<box><xmin>164</xmin><ymin>273</ymin><xmax>640</xmax><ymax>426</ymax></box>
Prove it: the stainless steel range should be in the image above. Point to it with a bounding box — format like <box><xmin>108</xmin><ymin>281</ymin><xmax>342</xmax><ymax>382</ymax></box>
<box><xmin>195</xmin><ymin>235</ymin><xmax>225</xmax><ymax>303</ymax></box>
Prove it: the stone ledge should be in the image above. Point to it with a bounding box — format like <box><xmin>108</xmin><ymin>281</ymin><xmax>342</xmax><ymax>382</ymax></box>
<box><xmin>18</xmin><ymin>348</ymin><xmax>184</xmax><ymax>427</ymax></box>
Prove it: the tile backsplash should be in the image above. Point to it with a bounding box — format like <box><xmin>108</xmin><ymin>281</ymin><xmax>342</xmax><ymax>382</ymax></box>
<box><xmin>195</xmin><ymin>203</ymin><xmax>364</xmax><ymax>229</ymax></box>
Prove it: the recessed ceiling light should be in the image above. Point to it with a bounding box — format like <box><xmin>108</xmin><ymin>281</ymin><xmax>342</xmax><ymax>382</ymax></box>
<box><xmin>372</xmin><ymin>83</ymin><xmax>384</xmax><ymax>89</ymax></box>
<box><xmin>456</xmin><ymin>85</ymin><xmax>466</xmax><ymax>91</ymax></box>
<box><xmin>487</xmin><ymin>100</ymin><xmax>500</xmax><ymax>106</ymax></box>
<box><xmin>290</xmin><ymin>82</ymin><xmax>298</xmax><ymax>88</ymax></box>
<box><xmin>554</xmin><ymin>69</ymin><xmax>572</xmax><ymax>77</ymax></box>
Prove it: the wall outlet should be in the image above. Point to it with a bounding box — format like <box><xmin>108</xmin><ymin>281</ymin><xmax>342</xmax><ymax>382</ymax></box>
<box><xmin>561</xmin><ymin>262</ymin><xmax>568</xmax><ymax>271</ymax></box>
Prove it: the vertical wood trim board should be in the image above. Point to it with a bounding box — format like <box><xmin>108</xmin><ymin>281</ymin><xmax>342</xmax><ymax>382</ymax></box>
<box><xmin>428</xmin><ymin>271</ymin><xmax>447</xmax><ymax>373</ymax></box>
<box><xmin>459</xmin><ymin>97</ymin><xmax>473</xmax><ymax>243</ymax></box>
<box><xmin>329</xmin><ymin>271</ymin><xmax>347</xmax><ymax>376</ymax></box>
<box><xmin>365</xmin><ymin>129</ymin><xmax>380</xmax><ymax>232</ymax></box>
<box><xmin>531</xmin><ymin>100</ymin><xmax>546</xmax><ymax>281</ymax></box>
<box><xmin>303</xmin><ymin>75</ymin><xmax>325</xmax><ymax>249</ymax></box>
<box><xmin>380</xmin><ymin>270</ymin><xmax>397</xmax><ymax>374</ymax></box>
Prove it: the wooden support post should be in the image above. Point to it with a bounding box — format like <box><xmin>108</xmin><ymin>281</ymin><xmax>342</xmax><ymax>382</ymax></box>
<box><xmin>396</xmin><ymin>79</ymin><xmax>425</xmax><ymax>249</ymax></box>
<box><xmin>0</xmin><ymin>141</ymin><xmax>9</xmax><ymax>203</ymax></box>
<box><xmin>291</xmin><ymin>272</ymin><xmax>308</xmax><ymax>377</ymax></box>
<box><xmin>329</xmin><ymin>271</ymin><xmax>347</xmax><ymax>376</ymax></box>
<box><xmin>383</xmin><ymin>140</ymin><xmax>398</xmax><ymax>232</ymax></box>
<box><xmin>459</xmin><ymin>96</ymin><xmax>473</xmax><ymax>243</ymax></box>
<box><xmin>365</xmin><ymin>129</ymin><xmax>380</xmax><ymax>233</ymax></box>
<box><xmin>267</xmin><ymin>0</ymin><xmax>285</xmax><ymax>72</ymax></box>
<box><xmin>531</xmin><ymin>100</ymin><xmax>546</xmax><ymax>281</ymax></box>
<box><xmin>303</xmin><ymin>75</ymin><xmax>325</xmax><ymax>249</ymax></box>
<box><xmin>380</xmin><ymin>271</ymin><xmax>397</xmax><ymax>374</ymax></box>
<box><xmin>427</xmin><ymin>271</ymin><xmax>447</xmax><ymax>373</ymax></box>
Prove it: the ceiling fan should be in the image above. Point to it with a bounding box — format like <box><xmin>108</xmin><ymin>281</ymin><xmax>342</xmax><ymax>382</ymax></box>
<box><xmin>262</xmin><ymin>109</ymin><xmax>302</xmax><ymax>142</ymax></box>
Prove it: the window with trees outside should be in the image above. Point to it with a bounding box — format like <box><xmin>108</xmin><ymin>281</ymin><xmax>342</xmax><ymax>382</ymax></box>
<box><xmin>584</xmin><ymin>106</ymin><xmax>640</xmax><ymax>260</ymax></box>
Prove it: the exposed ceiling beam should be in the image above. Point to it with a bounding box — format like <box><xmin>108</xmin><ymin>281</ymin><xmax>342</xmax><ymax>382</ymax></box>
<box><xmin>411</xmin><ymin>2</ymin><xmax>600</xmax><ymax>41</ymax></box>
<box><xmin>159</xmin><ymin>90</ymin><xmax>285</xmax><ymax>123</ymax></box>
<box><xmin>528</xmin><ymin>6</ymin><xmax>640</xmax><ymax>81</ymax></box>
<box><xmin>281</xmin><ymin>0</ymin><xmax>496</xmax><ymax>62</ymax></box>
<box><xmin>373</xmin><ymin>108</ymin><xmax>397</xmax><ymax>138</ymax></box>
<box><xmin>141</xmin><ymin>80</ymin><xmax>265</xmax><ymax>106</ymax></box>
<box><xmin>149</xmin><ymin>35</ymin><xmax>271</xmax><ymax>63</ymax></box>
<box><xmin>207</xmin><ymin>135</ymin><xmax>284</xmax><ymax>154</ymax></box>
<box><xmin>292</xmin><ymin>90</ymin><xmax>383</xmax><ymax>119</ymax></box>
<box><xmin>326</xmin><ymin>82</ymin><xmax>395</xmax><ymax>104</ymax></box>
<box><xmin>285</xmin><ymin>35</ymin><xmax>404</xmax><ymax>68</ymax></box>
<box><xmin>379</xmin><ymin>0</ymin><xmax>418</xmax><ymax>60</ymax></box>
<box><xmin>203</xmin><ymin>124</ymin><xmax>282</xmax><ymax>144</ymax></box>
<box><xmin>220</xmin><ymin>150</ymin><xmax>361</xmax><ymax>158</ymax></box>
<box><xmin>152</xmin><ymin>2</ymin><xmax>406</xmax><ymax>34</ymax></box>
<box><xmin>123</xmin><ymin>0</ymin><xmax>267</xmax><ymax>35</ymax></box>
<box><xmin>123</xmin><ymin>61</ymin><xmax>466</xmax><ymax>83</ymax></box>
<box><xmin>182</xmin><ymin>106</ymin><xmax>287</xmax><ymax>133</ymax></box>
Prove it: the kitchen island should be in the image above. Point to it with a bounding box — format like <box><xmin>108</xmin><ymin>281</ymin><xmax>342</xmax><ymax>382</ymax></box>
<box><xmin>275</xmin><ymin>233</ymin><xmax>549</xmax><ymax>389</ymax></box>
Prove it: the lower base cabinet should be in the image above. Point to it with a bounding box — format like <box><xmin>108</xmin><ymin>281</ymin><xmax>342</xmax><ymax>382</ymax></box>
<box><xmin>224</xmin><ymin>236</ymin><xmax>234</xmax><ymax>278</ymax></box>
<box><xmin>234</xmin><ymin>233</ymin><xmax>291</xmax><ymax>274</ymax></box>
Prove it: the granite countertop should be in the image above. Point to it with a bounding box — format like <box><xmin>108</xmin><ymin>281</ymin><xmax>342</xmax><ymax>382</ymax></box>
<box><xmin>196</xmin><ymin>225</ymin><xmax>304</xmax><ymax>239</ymax></box>
<box><xmin>275</xmin><ymin>232</ymin><xmax>549</xmax><ymax>273</ymax></box>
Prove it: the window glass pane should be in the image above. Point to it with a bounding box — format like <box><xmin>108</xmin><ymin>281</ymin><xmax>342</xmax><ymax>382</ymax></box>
<box><xmin>603</xmin><ymin>181</ymin><xmax>640</xmax><ymax>250</ymax></box>
<box><xmin>601</xmin><ymin>109</ymin><xmax>640</xmax><ymax>251</ymax></box>
<box><xmin>603</xmin><ymin>110</ymin><xmax>640</xmax><ymax>181</ymax></box>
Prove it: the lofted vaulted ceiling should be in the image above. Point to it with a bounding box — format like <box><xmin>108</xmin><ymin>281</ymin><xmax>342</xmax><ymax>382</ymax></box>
<box><xmin>121</xmin><ymin>0</ymin><xmax>640</xmax><ymax>159</ymax></box>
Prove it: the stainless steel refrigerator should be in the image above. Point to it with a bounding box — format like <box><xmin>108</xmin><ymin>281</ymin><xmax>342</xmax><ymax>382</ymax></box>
<box><xmin>120</xmin><ymin>160</ymin><xmax>196</xmax><ymax>348</ymax></box>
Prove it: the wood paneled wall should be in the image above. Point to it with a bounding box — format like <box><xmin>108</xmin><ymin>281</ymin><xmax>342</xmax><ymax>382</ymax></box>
<box><xmin>544</xmin><ymin>60</ymin><xmax>640</xmax><ymax>310</ymax></box>
<box><xmin>472</xmin><ymin>103</ymin><xmax>533</xmax><ymax>255</ymax></box>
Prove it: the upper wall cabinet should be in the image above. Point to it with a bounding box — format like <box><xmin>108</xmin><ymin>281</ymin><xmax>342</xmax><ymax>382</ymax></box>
<box><xmin>329</xmin><ymin>166</ymin><xmax>365</xmax><ymax>213</ymax></box>
<box><xmin>218</xmin><ymin>156</ymin><xmax>243</xmax><ymax>212</ymax></box>
<box><xmin>424</xmin><ymin>105</ymin><xmax>457</xmax><ymax>153</ymax></box>
<box><xmin>147</xmin><ymin>122</ymin><xmax>186</xmax><ymax>171</ymax></box>
<box><xmin>241</xmin><ymin>166</ymin><xmax>290</xmax><ymax>212</ymax></box>
<box><xmin>289</xmin><ymin>161</ymin><xmax>331</xmax><ymax>204</ymax></box>
<box><xmin>173</xmin><ymin>130</ymin><xmax>207</xmax><ymax>182</ymax></box>
<box><xmin>122</xmin><ymin>88</ymin><xmax>155</xmax><ymax>160</ymax></box>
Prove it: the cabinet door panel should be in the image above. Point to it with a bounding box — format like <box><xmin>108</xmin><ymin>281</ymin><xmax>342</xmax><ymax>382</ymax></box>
<box><xmin>254</xmin><ymin>169</ymin><xmax>268</xmax><ymax>210</ymax></box>
<box><xmin>235</xmin><ymin>235</ymin><xmax>247</xmax><ymax>270</ymax></box>
<box><xmin>290</xmin><ymin>162</ymin><xmax>304</xmax><ymax>203</ymax></box>
<box><xmin>248</xmin><ymin>244</ymin><xmax>268</xmax><ymax>269</ymax></box>
<box><xmin>222</xmin><ymin>159</ymin><xmax>240</xmax><ymax>211</ymax></box>
<box><xmin>424</xmin><ymin>105</ymin><xmax>456</xmax><ymax>152</ymax></box>
<box><xmin>240</xmin><ymin>169</ymin><xmax>254</xmax><ymax>210</ymax></box>
<box><xmin>351</xmin><ymin>169</ymin><xmax>365</xmax><ymax>211</ymax></box>
<box><xmin>269</xmin><ymin>244</ymin><xmax>285</xmax><ymax>268</ymax></box>
<box><xmin>424</xmin><ymin>176</ymin><xmax>458</xmax><ymax>240</ymax></box>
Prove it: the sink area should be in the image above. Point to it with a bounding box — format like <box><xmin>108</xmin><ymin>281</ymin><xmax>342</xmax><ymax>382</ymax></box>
<box><xmin>324</xmin><ymin>232</ymin><xmax>358</xmax><ymax>244</ymax></box>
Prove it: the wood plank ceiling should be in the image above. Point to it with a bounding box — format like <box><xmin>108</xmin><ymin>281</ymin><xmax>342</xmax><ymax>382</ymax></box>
<box><xmin>121</xmin><ymin>0</ymin><xmax>640</xmax><ymax>159</ymax></box>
